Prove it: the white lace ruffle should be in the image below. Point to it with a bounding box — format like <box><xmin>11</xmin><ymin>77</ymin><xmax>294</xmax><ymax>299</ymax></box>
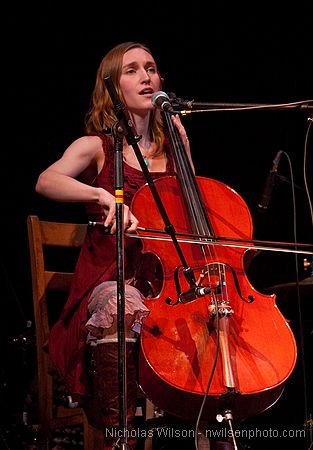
<box><xmin>86</xmin><ymin>281</ymin><xmax>150</xmax><ymax>338</ymax></box>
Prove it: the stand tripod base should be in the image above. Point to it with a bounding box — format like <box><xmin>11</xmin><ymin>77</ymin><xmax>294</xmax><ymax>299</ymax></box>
<box><xmin>216</xmin><ymin>409</ymin><xmax>237</xmax><ymax>450</ymax></box>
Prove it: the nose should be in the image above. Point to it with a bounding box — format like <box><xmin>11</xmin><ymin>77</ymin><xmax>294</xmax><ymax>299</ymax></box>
<box><xmin>140</xmin><ymin>68</ymin><xmax>151</xmax><ymax>83</ymax></box>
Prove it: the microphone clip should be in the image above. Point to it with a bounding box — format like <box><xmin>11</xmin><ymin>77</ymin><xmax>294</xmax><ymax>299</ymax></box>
<box><xmin>178</xmin><ymin>285</ymin><xmax>212</xmax><ymax>304</ymax></box>
<box><xmin>168</xmin><ymin>92</ymin><xmax>194</xmax><ymax>110</ymax></box>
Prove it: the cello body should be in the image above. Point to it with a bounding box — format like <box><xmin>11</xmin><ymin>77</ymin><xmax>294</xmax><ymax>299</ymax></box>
<box><xmin>132</xmin><ymin>175</ymin><xmax>297</xmax><ymax>423</ymax></box>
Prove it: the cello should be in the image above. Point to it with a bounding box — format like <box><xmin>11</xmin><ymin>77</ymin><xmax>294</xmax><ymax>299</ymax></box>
<box><xmin>131</xmin><ymin>110</ymin><xmax>297</xmax><ymax>425</ymax></box>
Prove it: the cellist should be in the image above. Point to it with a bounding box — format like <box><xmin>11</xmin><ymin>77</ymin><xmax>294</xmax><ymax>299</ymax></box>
<box><xmin>35</xmin><ymin>41</ymin><xmax>195</xmax><ymax>450</ymax></box>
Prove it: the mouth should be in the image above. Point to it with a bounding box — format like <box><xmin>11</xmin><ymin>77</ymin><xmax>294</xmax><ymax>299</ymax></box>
<box><xmin>139</xmin><ymin>88</ymin><xmax>154</xmax><ymax>96</ymax></box>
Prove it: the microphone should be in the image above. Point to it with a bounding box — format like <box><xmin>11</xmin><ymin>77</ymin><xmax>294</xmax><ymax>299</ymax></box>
<box><xmin>258</xmin><ymin>150</ymin><xmax>283</xmax><ymax>211</ymax></box>
<box><xmin>151</xmin><ymin>91</ymin><xmax>175</xmax><ymax>113</ymax></box>
<box><xmin>179</xmin><ymin>286</ymin><xmax>211</xmax><ymax>304</ymax></box>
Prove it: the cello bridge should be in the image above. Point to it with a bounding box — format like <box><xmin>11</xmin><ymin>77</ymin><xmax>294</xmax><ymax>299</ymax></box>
<box><xmin>199</xmin><ymin>262</ymin><xmax>234</xmax><ymax>317</ymax></box>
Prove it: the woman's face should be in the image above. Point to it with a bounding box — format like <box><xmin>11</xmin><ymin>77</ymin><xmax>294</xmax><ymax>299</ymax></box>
<box><xmin>119</xmin><ymin>47</ymin><xmax>162</xmax><ymax>115</ymax></box>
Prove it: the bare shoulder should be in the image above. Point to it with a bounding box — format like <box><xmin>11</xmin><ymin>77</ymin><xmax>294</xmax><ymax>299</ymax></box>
<box><xmin>67</xmin><ymin>135</ymin><xmax>104</xmax><ymax>156</ymax></box>
<box><xmin>49</xmin><ymin>135</ymin><xmax>106</xmax><ymax>177</ymax></box>
<box><xmin>73</xmin><ymin>135</ymin><xmax>106</xmax><ymax>176</ymax></box>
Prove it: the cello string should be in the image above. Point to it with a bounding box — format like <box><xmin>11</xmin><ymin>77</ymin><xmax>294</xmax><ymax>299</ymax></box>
<box><xmin>163</xmin><ymin>112</ymin><xmax>218</xmax><ymax>290</ymax></box>
<box><xmin>163</xmin><ymin>112</ymin><xmax>214</xmax><ymax>237</ymax></box>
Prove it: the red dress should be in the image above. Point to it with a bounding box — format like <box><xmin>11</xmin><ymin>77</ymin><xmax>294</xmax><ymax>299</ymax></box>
<box><xmin>48</xmin><ymin>134</ymin><xmax>176</xmax><ymax>397</ymax></box>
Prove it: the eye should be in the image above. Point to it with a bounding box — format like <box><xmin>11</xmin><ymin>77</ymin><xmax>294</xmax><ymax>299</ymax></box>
<box><xmin>147</xmin><ymin>66</ymin><xmax>157</xmax><ymax>74</ymax></box>
<box><xmin>125</xmin><ymin>68</ymin><xmax>136</xmax><ymax>74</ymax></box>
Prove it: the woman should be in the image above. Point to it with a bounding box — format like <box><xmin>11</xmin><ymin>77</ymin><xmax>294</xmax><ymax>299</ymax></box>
<box><xmin>35</xmin><ymin>42</ymin><xmax>193</xmax><ymax>449</ymax></box>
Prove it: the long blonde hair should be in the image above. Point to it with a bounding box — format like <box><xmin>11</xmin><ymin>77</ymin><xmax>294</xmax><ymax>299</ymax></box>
<box><xmin>85</xmin><ymin>42</ymin><xmax>165</xmax><ymax>154</ymax></box>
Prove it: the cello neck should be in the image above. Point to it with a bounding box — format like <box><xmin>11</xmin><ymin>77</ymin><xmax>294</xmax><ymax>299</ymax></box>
<box><xmin>163</xmin><ymin>111</ymin><xmax>214</xmax><ymax>237</ymax></box>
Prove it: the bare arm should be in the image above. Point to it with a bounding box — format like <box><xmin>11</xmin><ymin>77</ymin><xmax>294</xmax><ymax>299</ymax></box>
<box><xmin>35</xmin><ymin>135</ymin><xmax>138</xmax><ymax>232</ymax></box>
<box><xmin>36</xmin><ymin>136</ymin><xmax>103</xmax><ymax>202</ymax></box>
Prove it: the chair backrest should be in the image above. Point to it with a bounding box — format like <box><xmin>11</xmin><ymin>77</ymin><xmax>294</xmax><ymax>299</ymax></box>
<box><xmin>27</xmin><ymin>215</ymin><xmax>87</xmax><ymax>422</ymax></box>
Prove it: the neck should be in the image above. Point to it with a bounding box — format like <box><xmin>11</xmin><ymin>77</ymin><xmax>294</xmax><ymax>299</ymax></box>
<box><xmin>123</xmin><ymin>112</ymin><xmax>154</xmax><ymax>161</ymax></box>
<box><xmin>130</xmin><ymin>111</ymin><xmax>151</xmax><ymax>142</ymax></box>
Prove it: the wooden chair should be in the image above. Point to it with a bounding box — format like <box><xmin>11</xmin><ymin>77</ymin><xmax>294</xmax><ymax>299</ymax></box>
<box><xmin>27</xmin><ymin>215</ymin><xmax>103</xmax><ymax>449</ymax></box>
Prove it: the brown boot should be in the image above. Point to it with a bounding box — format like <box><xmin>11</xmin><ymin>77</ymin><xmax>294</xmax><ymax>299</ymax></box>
<box><xmin>84</xmin><ymin>341</ymin><xmax>138</xmax><ymax>450</ymax></box>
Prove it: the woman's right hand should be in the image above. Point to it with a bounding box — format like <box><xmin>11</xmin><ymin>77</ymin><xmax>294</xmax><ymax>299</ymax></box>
<box><xmin>98</xmin><ymin>188</ymin><xmax>139</xmax><ymax>234</ymax></box>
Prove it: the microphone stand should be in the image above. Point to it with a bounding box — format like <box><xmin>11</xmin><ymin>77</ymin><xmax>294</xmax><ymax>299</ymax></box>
<box><xmin>104</xmin><ymin>76</ymin><xmax>141</xmax><ymax>450</ymax></box>
<box><xmin>113</xmin><ymin>122</ymin><xmax>129</xmax><ymax>450</ymax></box>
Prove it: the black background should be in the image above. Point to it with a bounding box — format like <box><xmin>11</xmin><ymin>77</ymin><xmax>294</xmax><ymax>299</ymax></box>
<box><xmin>2</xmin><ymin>2</ymin><xmax>313</xmax><ymax>449</ymax></box>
